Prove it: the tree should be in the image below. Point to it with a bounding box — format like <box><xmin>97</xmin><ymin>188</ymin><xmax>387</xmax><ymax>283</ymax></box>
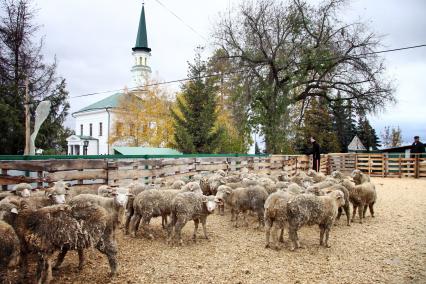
<box><xmin>381</xmin><ymin>126</ymin><xmax>402</xmax><ymax>148</ymax></box>
<box><xmin>0</xmin><ymin>0</ymin><xmax>70</xmax><ymax>154</ymax></box>
<box><xmin>331</xmin><ymin>94</ymin><xmax>357</xmax><ymax>152</ymax></box>
<box><xmin>356</xmin><ymin>115</ymin><xmax>380</xmax><ymax>151</ymax></box>
<box><xmin>171</xmin><ymin>54</ymin><xmax>223</xmax><ymax>153</ymax></box>
<box><xmin>391</xmin><ymin>126</ymin><xmax>402</xmax><ymax>147</ymax></box>
<box><xmin>298</xmin><ymin>97</ymin><xmax>340</xmax><ymax>154</ymax></box>
<box><xmin>213</xmin><ymin>0</ymin><xmax>394</xmax><ymax>153</ymax></box>
<box><xmin>109</xmin><ymin>79</ymin><xmax>174</xmax><ymax>148</ymax></box>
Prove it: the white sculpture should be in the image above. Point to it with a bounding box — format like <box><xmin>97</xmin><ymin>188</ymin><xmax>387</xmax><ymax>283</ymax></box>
<box><xmin>29</xmin><ymin>101</ymin><xmax>51</xmax><ymax>155</ymax></box>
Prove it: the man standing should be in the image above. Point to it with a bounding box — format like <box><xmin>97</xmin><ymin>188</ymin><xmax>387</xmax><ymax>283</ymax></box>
<box><xmin>411</xmin><ymin>136</ymin><xmax>425</xmax><ymax>155</ymax></box>
<box><xmin>310</xmin><ymin>136</ymin><xmax>321</xmax><ymax>172</ymax></box>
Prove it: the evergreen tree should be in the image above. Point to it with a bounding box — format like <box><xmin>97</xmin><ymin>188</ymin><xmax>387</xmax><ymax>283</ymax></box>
<box><xmin>331</xmin><ymin>95</ymin><xmax>357</xmax><ymax>152</ymax></box>
<box><xmin>0</xmin><ymin>0</ymin><xmax>70</xmax><ymax>154</ymax></box>
<box><xmin>299</xmin><ymin>98</ymin><xmax>340</xmax><ymax>154</ymax></box>
<box><xmin>356</xmin><ymin>115</ymin><xmax>380</xmax><ymax>151</ymax></box>
<box><xmin>171</xmin><ymin>54</ymin><xmax>223</xmax><ymax>153</ymax></box>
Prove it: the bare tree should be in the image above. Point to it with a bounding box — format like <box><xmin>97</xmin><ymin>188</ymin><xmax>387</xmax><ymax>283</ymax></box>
<box><xmin>214</xmin><ymin>0</ymin><xmax>394</xmax><ymax>153</ymax></box>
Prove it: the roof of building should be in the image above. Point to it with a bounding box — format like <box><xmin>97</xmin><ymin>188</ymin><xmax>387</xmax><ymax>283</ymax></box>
<box><xmin>348</xmin><ymin>135</ymin><xmax>366</xmax><ymax>151</ymax></box>
<box><xmin>113</xmin><ymin>147</ymin><xmax>182</xmax><ymax>156</ymax></box>
<box><xmin>66</xmin><ymin>135</ymin><xmax>99</xmax><ymax>141</ymax></box>
<box><xmin>380</xmin><ymin>145</ymin><xmax>412</xmax><ymax>152</ymax></box>
<box><xmin>133</xmin><ymin>4</ymin><xmax>151</xmax><ymax>52</ymax></box>
<box><xmin>73</xmin><ymin>93</ymin><xmax>124</xmax><ymax>115</ymax></box>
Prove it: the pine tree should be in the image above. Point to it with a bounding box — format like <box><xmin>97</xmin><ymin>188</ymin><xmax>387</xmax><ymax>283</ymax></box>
<box><xmin>356</xmin><ymin>115</ymin><xmax>380</xmax><ymax>151</ymax></box>
<box><xmin>171</xmin><ymin>54</ymin><xmax>223</xmax><ymax>153</ymax></box>
<box><xmin>299</xmin><ymin>97</ymin><xmax>340</xmax><ymax>154</ymax></box>
<box><xmin>331</xmin><ymin>95</ymin><xmax>357</xmax><ymax>152</ymax></box>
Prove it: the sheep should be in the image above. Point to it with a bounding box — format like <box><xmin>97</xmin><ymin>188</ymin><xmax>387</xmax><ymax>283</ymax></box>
<box><xmin>68</xmin><ymin>187</ymin><xmax>130</xmax><ymax>232</ymax></box>
<box><xmin>171</xmin><ymin>180</ymin><xmax>186</xmax><ymax>189</ymax></box>
<box><xmin>285</xmin><ymin>183</ymin><xmax>305</xmax><ymax>195</ymax></box>
<box><xmin>6</xmin><ymin>181</ymin><xmax>69</xmax><ymax>209</ymax></box>
<box><xmin>200</xmin><ymin>174</ymin><xmax>226</xmax><ymax>196</ymax></box>
<box><xmin>264</xmin><ymin>191</ymin><xmax>294</xmax><ymax>250</ymax></box>
<box><xmin>8</xmin><ymin>201</ymin><xmax>117</xmax><ymax>283</ymax></box>
<box><xmin>308</xmin><ymin>178</ymin><xmax>336</xmax><ymax>190</ymax></box>
<box><xmin>320</xmin><ymin>184</ymin><xmax>351</xmax><ymax>226</ymax></box>
<box><xmin>0</xmin><ymin>183</ymin><xmax>33</xmax><ymax>204</ymax></box>
<box><xmin>225</xmin><ymin>174</ymin><xmax>241</xmax><ymax>183</ymax></box>
<box><xmin>342</xmin><ymin>180</ymin><xmax>377</xmax><ymax>224</ymax></box>
<box><xmin>124</xmin><ymin>182</ymin><xmax>148</xmax><ymax>235</ymax></box>
<box><xmin>0</xmin><ymin>220</ymin><xmax>20</xmax><ymax>283</ymax></box>
<box><xmin>167</xmin><ymin>192</ymin><xmax>217</xmax><ymax>245</ymax></box>
<box><xmin>128</xmin><ymin>184</ymin><xmax>202</xmax><ymax>238</ymax></box>
<box><xmin>352</xmin><ymin>169</ymin><xmax>370</xmax><ymax>185</ymax></box>
<box><xmin>287</xmin><ymin>190</ymin><xmax>345</xmax><ymax>250</ymax></box>
<box><xmin>307</xmin><ymin>169</ymin><xmax>326</xmax><ymax>183</ymax></box>
<box><xmin>331</xmin><ymin>170</ymin><xmax>348</xmax><ymax>182</ymax></box>
<box><xmin>215</xmin><ymin>185</ymin><xmax>268</xmax><ymax>228</ymax></box>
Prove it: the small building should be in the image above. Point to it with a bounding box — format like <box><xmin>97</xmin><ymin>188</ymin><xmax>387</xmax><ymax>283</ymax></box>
<box><xmin>380</xmin><ymin>145</ymin><xmax>413</xmax><ymax>158</ymax></box>
<box><xmin>347</xmin><ymin>135</ymin><xmax>366</xmax><ymax>153</ymax></box>
<box><xmin>67</xmin><ymin>3</ymin><xmax>152</xmax><ymax>155</ymax></box>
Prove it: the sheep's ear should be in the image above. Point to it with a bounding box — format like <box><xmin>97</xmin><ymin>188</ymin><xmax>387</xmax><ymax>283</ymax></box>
<box><xmin>126</xmin><ymin>193</ymin><xmax>134</xmax><ymax>197</ymax></box>
<box><xmin>225</xmin><ymin>189</ymin><xmax>231</xmax><ymax>194</ymax></box>
<box><xmin>65</xmin><ymin>182</ymin><xmax>71</xmax><ymax>189</ymax></box>
<box><xmin>11</xmin><ymin>208</ymin><xmax>18</xmax><ymax>214</ymax></box>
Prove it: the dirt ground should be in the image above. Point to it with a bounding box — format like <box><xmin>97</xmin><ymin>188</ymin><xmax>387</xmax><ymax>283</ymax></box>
<box><xmin>13</xmin><ymin>178</ymin><xmax>426</xmax><ymax>283</ymax></box>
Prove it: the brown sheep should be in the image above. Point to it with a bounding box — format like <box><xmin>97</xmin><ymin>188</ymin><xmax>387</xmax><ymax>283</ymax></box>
<box><xmin>167</xmin><ymin>192</ymin><xmax>217</xmax><ymax>245</ymax></box>
<box><xmin>264</xmin><ymin>191</ymin><xmax>294</xmax><ymax>250</ymax></box>
<box><xmin>6</xmin><ymin>201</ymin><xmax>117</xmax><ymax>283</ymax></box>
<box><xmin>0</xmin><ymin>220</ymin><xmax>20</xmax><ymax>283</ymax></box>
<box><xmin>287</xmin><ymin>190</ymin><xmax>345</xmax><ymax>250</ymax></box>
<box><xmin>352</xmin><ymin>169</ymin><xmax>371</xmax><ymax>185</ymax></box>
<box><xmin>342</xmin><ymin>180</ymin><xmax>377</xmax><ymax>224</ymax></box>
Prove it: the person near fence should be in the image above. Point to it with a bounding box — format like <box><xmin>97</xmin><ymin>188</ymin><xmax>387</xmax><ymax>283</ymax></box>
<box><xmin>309</xmin><ymin>136</ymin><xmax>321</xmax><ymax>172</ymax></box>
<box><xmin>411</xmin><ymin>136</ymin><xmax>425</xmax><ymax>156</ymax></box>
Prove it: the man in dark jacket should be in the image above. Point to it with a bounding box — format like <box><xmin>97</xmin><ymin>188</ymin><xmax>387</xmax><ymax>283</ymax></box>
<box><xmin>310</xmin><ymin>136</ymin><xmax>321</xmax><ymax>172</ymax></box>
<box><xmin>411</xmin><ymin>136</ymin><xmax>425</xmax><ymax>155</ymax></box>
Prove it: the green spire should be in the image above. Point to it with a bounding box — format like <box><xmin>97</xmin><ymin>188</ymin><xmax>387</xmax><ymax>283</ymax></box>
<box><xmin>133</xmin><ymin>4</ymin><xmax>151</xmax><ymax>52</ymax></box>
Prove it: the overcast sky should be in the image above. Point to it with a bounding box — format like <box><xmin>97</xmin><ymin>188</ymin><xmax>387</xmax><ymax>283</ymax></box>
<box><xmin>34</xmin><ymin>0</ymin><xmax>426</xmax><ymax>145</ymax></box>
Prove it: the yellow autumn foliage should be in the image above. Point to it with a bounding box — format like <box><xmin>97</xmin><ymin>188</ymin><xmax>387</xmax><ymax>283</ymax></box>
<box><xmin>109</xmin><ymin>79</ymin><xmax>174</xmax><ymax>148</ymax></box>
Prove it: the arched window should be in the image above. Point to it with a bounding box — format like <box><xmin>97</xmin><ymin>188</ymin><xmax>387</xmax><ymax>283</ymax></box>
<box><xmin>144</xmin><ymin>58</ymin><xmax>147</xmax><ymax>65</ymax></box>
<box><xmin>139</xmin><ymin>57</ymin><xmax>143</xmax><ymax>65</ymax></box>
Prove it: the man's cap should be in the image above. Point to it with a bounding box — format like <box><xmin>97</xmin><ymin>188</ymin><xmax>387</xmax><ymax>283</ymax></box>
<box><xmin>414</xmin><ymin>136</ymin><xmax>419</xmax><ymax>139</ymax></box>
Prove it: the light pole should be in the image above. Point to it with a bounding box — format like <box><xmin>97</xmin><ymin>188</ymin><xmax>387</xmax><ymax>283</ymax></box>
<box><xmin>83</xmin><ymin>140</ymin><xmax>89</xmax><ymax>155</ymax></box>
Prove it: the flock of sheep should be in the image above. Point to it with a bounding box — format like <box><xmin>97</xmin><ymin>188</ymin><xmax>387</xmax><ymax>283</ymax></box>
<box><xmin>0</xmin><ymin>167</ymin><xmax>377</xmax><ymax>283</ymax></box>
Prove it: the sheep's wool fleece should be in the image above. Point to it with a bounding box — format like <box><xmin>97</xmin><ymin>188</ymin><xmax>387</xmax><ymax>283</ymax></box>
<box><xmin>15</xmin><ymin>204</ymin><xmax>108</xmax><ymax>251</ymax></box>
<box><xmin>288</xmin><ymin>194</ymin><xmax>335</xmax><ymax>227</ymax></box>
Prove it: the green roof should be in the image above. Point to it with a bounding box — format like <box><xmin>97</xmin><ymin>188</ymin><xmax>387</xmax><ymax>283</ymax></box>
<box><xmin>133</xmin><ymin>4</ymin><xmax>151</xmax><ymax>52</ymax></box>
<box><xmin>73</xmin><ymin>93</ymin><xmax>123</xmax><ymax>115</ymax></box>
<box><xmin>113</xmin><ymin>147</ymin><xmax>182</xmax><ymax>156</ymax></box>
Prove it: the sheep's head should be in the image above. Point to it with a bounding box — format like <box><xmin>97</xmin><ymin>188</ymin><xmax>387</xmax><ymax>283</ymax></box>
<box><xmin>182</xmin><ymin>182</ymin><xmax>202</xmax><ymax>194</ymax></box>
<box><xmin>216</xmin><ymin>170</ymin><xmax>226</xmax><ymax>177</ymax></box>
<box><xmin>331</xmin><ymin>171</ymin><xmax>344</xmax><ymax>180</ymax></box>
<box><xmin>215</xmin><ymin>185</ymin><xmax>232</xmax><ymax>205</ymax></box>
<box><xmin>111</xmin><ymin>187</ymin><xmax>131</xmax><ymax>207</ymax></box>
<box><xmin>306</xmin><ymin>185</ymin><xmax>322</xmax><ymax>196</ymax></box>
<box><xmin>12</xmin><ymin>183</ymin><xmax>33</xmax><ymax>198</ymax></box>
<box><xmin>307</xmin><ymin>169</ymin><xmax>317</xmax><ymax>177</ymax></box>
<box><xmin>329</xmin><ymin>190</ymin><xmax>345</xmax><ymax>207</ymax></box>
<box><xmin>202</xmin><ymin>196</ymin><xmax>217</xmax><ymax>213</ymax></box>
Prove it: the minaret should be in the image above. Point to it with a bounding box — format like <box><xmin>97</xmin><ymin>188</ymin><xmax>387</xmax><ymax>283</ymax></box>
<box><xmin>131</xmin><ymin>2</ymin><xmax>151</xmax><ymax>86</ymax></box>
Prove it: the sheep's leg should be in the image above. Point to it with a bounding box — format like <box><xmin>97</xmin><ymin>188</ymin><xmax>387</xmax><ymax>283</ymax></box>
<box><xmin>162</xmin><ymin>215</ymin><xmax>168</xmax><ymax>229</ymax></box>
<box><xmin>96</xmin><ymin>238</ymin><xmax>118</xmax><ymax>277</ymax></box>
<box><xmin>19</xmin><ymin>252</ymin><xmax>30</xmax><ymax>281</ymax></box>
<box><xmin>124</xmin><ymin>208</ymin><xmax>133</xmax><ymax>235</ymax></box>
<box><xmin>192</xmin><ymin>219</ymin><xmax>199</xmax><ymax>242</ymax></box>
<box><xmin>336</xmin><ymin>207</ymin><xmax>342</xmax><ymax>221</ymax></box>
<box><xmin>53</xmin><ymin>247</ymin><xmax>69</xmax><ymax>270</ymax></box>
<box><xmin>279</xmin><ymin>227</ymin><xmax>284</xmax><ymax>243</ymax></box>
<box><xmin>324</xmin><ymin>227</ymin><xmax>331</xmax><ymax>248</ymax></box>
<box><xmin>142</xmin><ymin>216</ymin><xmax>154</xmax><ymax>239</ymax></box>
<box><xmin>36</xmin><ymin>256</ymin><xmax>45</xmax><ymax>284</ymax></box>
<box><xmin>358</xmin><ymin>204</ymin><xmax>364</xmax><ymax>224</ymax></box>
<box><xmin>369</xmin><ymin>202</ymin><xmax>375</xmax><ymax>217</ymax></box>
<box><xmin>319</xmin><ymin>225</ymin><xmax>325</xmax><ymax>246</ymax></box>
<box><xmin>129</xmin><ymin>214</ymin><xmax>141</xmax><ymax>238</ymax></box>
<box><xmin>271</xmin><ymin>224</ymin><xmax>281</xmax><ymax>250</ymax></box>
<box><xmin>234</xmin><ymin>210</ymin><xmax>239</xmax><ymax>227</ymax></box>
<box><xmin>220</xmin><ymin>204</ymin><xmax>225</xmax><ymax>216</ymax></box>
<box><xmin>363</xmin><ymin>205</ymin><xmax>368</xmax><ymax>218</ymax></box>
<box><xmin>351</xmin><ymin>205</ymin><xmax>357</xmax><ymax>222</ymax></box>
<box><xmin>167</xmin><ymin>213</ymin><xmax>177</xmax><ymax>244</ymax></box>
<box><xmin>344</xmin><ymin>205</ymin><xmax>351</xmax><ymax>226</ymax></box>
<box><xmin>201</xmin><ymin>216</ymin><xmax>209</xmax><ymax>240</ymax></box>
<box><xmin>230</xmin><ymin>208</ymin><xmax>235</xmax><ymax>222</ymax></box>
<box><xmin>174</xmin><ymin>219</ymin><xmax>185</xmax><ymax>246</ymax></box>
<box><xmin>288</xmin><ymin>227</ymin><xmax>298</xmax><ymax>251</ymax></box>
<box><xmin>257</xmin><ymin>210</ymin><xmax>265</xmax><ymax>229</ymax></box>
<box><xmin>265</xmin><ymin>218</ymin><xmax>272</xmax><ymax>248</ymax></box>
<box><xmin>243</xmin><ymin>210</ymin><xmax>249</xmax><ymax>227</ymax></box>
<box><xmin>77</xmin><ymin>249</ymin><xmax>86</xmax><ymax>270</ymax></box>
<box><xmin>43</xmin><ymin>255</ymin><xmax>54</xmax><ymax>284</ymax></box>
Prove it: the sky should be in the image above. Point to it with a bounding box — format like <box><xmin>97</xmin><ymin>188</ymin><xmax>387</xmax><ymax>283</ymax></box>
<box><xmin>33</xmin><ymin>0</ymin><xmax>426</xmax><ymax>146</ymax></box>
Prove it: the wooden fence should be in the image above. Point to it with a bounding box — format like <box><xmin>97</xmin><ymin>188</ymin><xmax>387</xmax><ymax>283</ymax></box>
<box><xmin>0</xmin><ymin>153</ymin><xmax>424</xmax><ymax>190</ymax></box>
